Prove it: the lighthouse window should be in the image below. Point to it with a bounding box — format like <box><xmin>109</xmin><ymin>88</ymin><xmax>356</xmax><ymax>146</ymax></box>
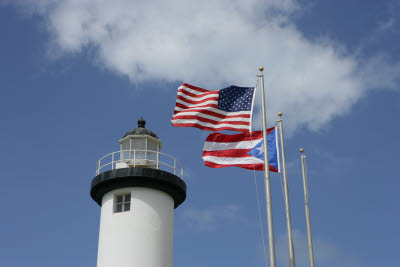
<box><xmin>114</xmin><ymin>193</ymin><xmax>131</xmax><ymax>213</ymax></box>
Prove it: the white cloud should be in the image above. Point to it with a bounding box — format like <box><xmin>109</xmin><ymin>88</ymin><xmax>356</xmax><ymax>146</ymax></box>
<box><xmin>4</xmin><ymin>0</ymin><xmax>400</xmax><ymax>134</ymax></box>
<box><xmin>181</xmin><ymin>204</ymin><xmax>241</xmax><ymax>231</ymax></box>
<box><xmin>276</xmin><ymin>229</ymin><xmax>361</xmax><ymax>267</ymax></box>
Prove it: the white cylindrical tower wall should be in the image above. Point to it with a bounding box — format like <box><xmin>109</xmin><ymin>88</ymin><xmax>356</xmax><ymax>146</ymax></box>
<box><xmin>97</xmin><ymin>187</ymin><xmax>174</xmax><ymax>267</ymax></box>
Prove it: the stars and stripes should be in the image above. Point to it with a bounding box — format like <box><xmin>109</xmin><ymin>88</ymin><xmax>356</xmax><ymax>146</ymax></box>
<box><xmin>202</xmin><ymin>127</ymin><xmax>279</xmax><ymax>172</ymax></box>
<box><xmin>171</xmin><ymin>83</ymin><xmax>255</xmax><ymax>132</ymax></box>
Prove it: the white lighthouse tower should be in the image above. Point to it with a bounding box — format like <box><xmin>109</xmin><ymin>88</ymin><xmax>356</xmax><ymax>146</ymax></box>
<box><xmin>90</xmin><ymin>118</ymin><xmax>186</xmax><ymax>267</ymax></box>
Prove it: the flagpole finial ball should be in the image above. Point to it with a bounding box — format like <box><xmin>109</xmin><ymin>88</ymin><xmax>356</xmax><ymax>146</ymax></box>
<box><xmin>278</xmin><ymin>112</ymin><xmax>282</xmax><ymax>117</ymax></box>
<box><xmin>300</xmin><ymin>148</ymin><xmax>304</xmax><ymax>153</ymax></box>
<box><xmin>259</xmin><ymin>67</ymin><xmax>264</xmax><ymax>72</ymax></box>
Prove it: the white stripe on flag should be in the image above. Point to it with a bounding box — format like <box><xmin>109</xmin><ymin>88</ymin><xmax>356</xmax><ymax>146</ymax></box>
<box><xmin>173</xmin><ymin>106</ymin><xmax>252</xmax><ymax>117</ymax></box>
<box><xmin>203</xmin><ymin>156</ymin><xmax>264</xmax><ymax>165</ymax></box>
<box><xmin>203</xmin><ymin>139</ymin><xmax>262</xmax><ymax>151</ymax></box>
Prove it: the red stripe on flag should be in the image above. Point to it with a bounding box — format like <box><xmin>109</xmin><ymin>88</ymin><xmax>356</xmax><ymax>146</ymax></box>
<box><xmin>205</xmin><ymin>131</ymin><xmax>264</xmax><ymax>143</ymax></box>
<box><xmin>204</xmin><ymin>161</ymin><xmax>278</xmax><ymax>172</ymax></box>
<box><xmin>171</xmin><ymin>123</ymin><xmax>250</xmax><ymax>132</ymax></box>
<box><xmin>181</xmin><ymin>83</ymin><xmax>210</xmax><ymax>93</ymax></box>
<box><xmin>204</xmin><ymin>161</ymin><xmax>264</xmax><ymax>170</ymax></box>
<box><xmin>176</xmin><ymin>95</ymin><xmax>218</xmax><ymax>105</ymax></box>
<box><xmin>202</xmin><ymin>149</ymin><xmax>252</xmax><ymax>158</ymax></box>
<box><xmin>172</xmin><ymin>115</ymin><xmax>250</xmax><ymax>126</ymax></box>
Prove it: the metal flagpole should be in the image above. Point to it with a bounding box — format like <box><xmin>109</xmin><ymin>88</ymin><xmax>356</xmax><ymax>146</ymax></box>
<box><xmin>277</xmin><ymin>113</ymin><xmax>295</xmax><ymax>267</ymax></box>
<box><xmin>300</xmin><ymin>148</ymin><xmax>315</xmax><ymax>267</ymax></box>
<box><xmin>258</xmin><ymin>67</ymin><xmax>276</xmax><ymax>267</ymax></box>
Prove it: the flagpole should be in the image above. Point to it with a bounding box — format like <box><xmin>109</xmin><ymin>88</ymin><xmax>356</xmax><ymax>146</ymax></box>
<box><xmin>277</xmin><ymin>113</ymin><xmax>295</xmax><ymax>267</ymax></box>
<box><xmin>300</xmin><ymin>148</ymin><xmax>315</xmax><ymax>267</ymax></box>
<box><xmin>258</xmin><ymin>67</ymin><xmax>276</xmax><ymax>267</ymax></box>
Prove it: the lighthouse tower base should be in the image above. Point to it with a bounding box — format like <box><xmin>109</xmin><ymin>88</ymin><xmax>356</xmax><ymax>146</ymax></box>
<box><xmin>97</xmin><ymin>187</ymin><xmax>174</xmax><ymax>267</ymax></box>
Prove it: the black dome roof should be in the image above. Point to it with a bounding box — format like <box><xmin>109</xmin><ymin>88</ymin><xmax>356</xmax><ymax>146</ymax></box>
<box><xmin>122</xmin><ymin>118</ymin><xmax>159</xmax><ymax>139</ymax></box>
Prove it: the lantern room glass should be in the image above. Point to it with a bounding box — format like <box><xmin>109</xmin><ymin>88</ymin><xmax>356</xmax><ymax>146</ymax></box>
<box><xmin>120</xmin><ymin>136</ymin><xmax>160</xmax><ymax>168</ymax></box>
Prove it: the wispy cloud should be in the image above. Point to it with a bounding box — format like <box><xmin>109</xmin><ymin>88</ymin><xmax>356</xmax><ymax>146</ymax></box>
<box><xmin>276</xmin><ymin>229</ymin><xmax>361</xmax><ymax>267</ymax></box>
<box><xmin>4</xmin><ymin>0</ymin><xmax>400</xmax><ymax>134</ymax></box>
<box><xmin>379</xmin><ymin>17</ymin><xmax>395</xmax><ymax>31</ymax></box>
<box><xmin>378</xmin><ymin>1</ymin><xmax>400</xmax><ymax>32</ymax></box>
<box><xmin>181</xmin><ymin>204</ymin><xmax>242</xmax><ymax>231</ymax></box>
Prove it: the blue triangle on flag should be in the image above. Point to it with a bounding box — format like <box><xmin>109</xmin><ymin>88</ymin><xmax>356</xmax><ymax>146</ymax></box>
<box><xmin>247</xmin><ymin>140</ymin><xmax>264</xmax><ymax>160</ymax></box>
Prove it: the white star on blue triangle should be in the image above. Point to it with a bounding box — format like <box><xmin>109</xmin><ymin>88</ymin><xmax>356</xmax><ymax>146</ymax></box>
<box><xmin>247</xmin><ymin>140</ymin><xmax>264</xmax><ymax>160</ymax></box>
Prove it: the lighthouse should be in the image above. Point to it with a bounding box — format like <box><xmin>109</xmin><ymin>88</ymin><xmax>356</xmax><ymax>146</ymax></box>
<box><xmin>90</xmin><ymin>118</ymin><xmax>186</xmax><ymax>267</ymax></box>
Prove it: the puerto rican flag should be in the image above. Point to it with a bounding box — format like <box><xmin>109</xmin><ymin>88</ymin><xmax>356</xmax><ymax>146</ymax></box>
<box><xmin>171</xmin><ymin>83</ymin><xmax>255</xmax><ymax>132</ymax></box>
<box><xmin>202</xmin><ymin>127</ymin><xmax>280</xmax><ymax>172</ymax></box>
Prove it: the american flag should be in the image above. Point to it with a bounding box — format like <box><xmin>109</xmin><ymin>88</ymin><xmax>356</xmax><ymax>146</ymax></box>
<box><xmin>171</xmin><ymin>83</ymin><xmax>255</xmax><ymax>132</ymax></box>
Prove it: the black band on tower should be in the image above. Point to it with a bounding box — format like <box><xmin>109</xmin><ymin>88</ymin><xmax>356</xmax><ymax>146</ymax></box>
<box><xmin>90</xmin><ymin>168</ymin><xmax>186</xmax><ymax>209</ymax></box>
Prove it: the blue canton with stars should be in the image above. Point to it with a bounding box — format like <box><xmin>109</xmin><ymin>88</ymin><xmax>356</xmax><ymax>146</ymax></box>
<box><xmin>217</xmin><ymin>86</ymin><xmax>254</xmax><ymax>111</ymax></box>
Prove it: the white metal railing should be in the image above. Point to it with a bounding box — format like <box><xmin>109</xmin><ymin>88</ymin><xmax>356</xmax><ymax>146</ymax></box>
<box><xmin>96</xmin><ymin>149</ymin><xmax>184</xmax><ymax>179</ymax></box>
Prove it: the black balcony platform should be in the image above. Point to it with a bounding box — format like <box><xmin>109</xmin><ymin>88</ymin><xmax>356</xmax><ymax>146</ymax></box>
<box><xmin>90</xmin><ymin>167</ymin><xmax>186</xmax><ymax>208</ymax></box>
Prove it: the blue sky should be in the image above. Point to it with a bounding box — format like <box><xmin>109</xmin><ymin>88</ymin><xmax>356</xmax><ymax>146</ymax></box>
<box><xmin>0</xmin><ymin>1</ymin><xmax>399</xmax><ymax>266</ymax></box>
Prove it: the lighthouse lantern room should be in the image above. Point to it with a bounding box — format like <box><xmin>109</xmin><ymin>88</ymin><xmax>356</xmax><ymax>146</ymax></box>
<box><xmin>118</xmin><ymin>117</ymin><xmax>162</xmax><ymax>169</ymax></box>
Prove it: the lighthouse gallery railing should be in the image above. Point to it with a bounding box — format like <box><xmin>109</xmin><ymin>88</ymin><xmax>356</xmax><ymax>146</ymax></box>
<box><xmin>96</xmin><ymin>150</ymin><xmax>183</xmax><ymax>179</ymax></box>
